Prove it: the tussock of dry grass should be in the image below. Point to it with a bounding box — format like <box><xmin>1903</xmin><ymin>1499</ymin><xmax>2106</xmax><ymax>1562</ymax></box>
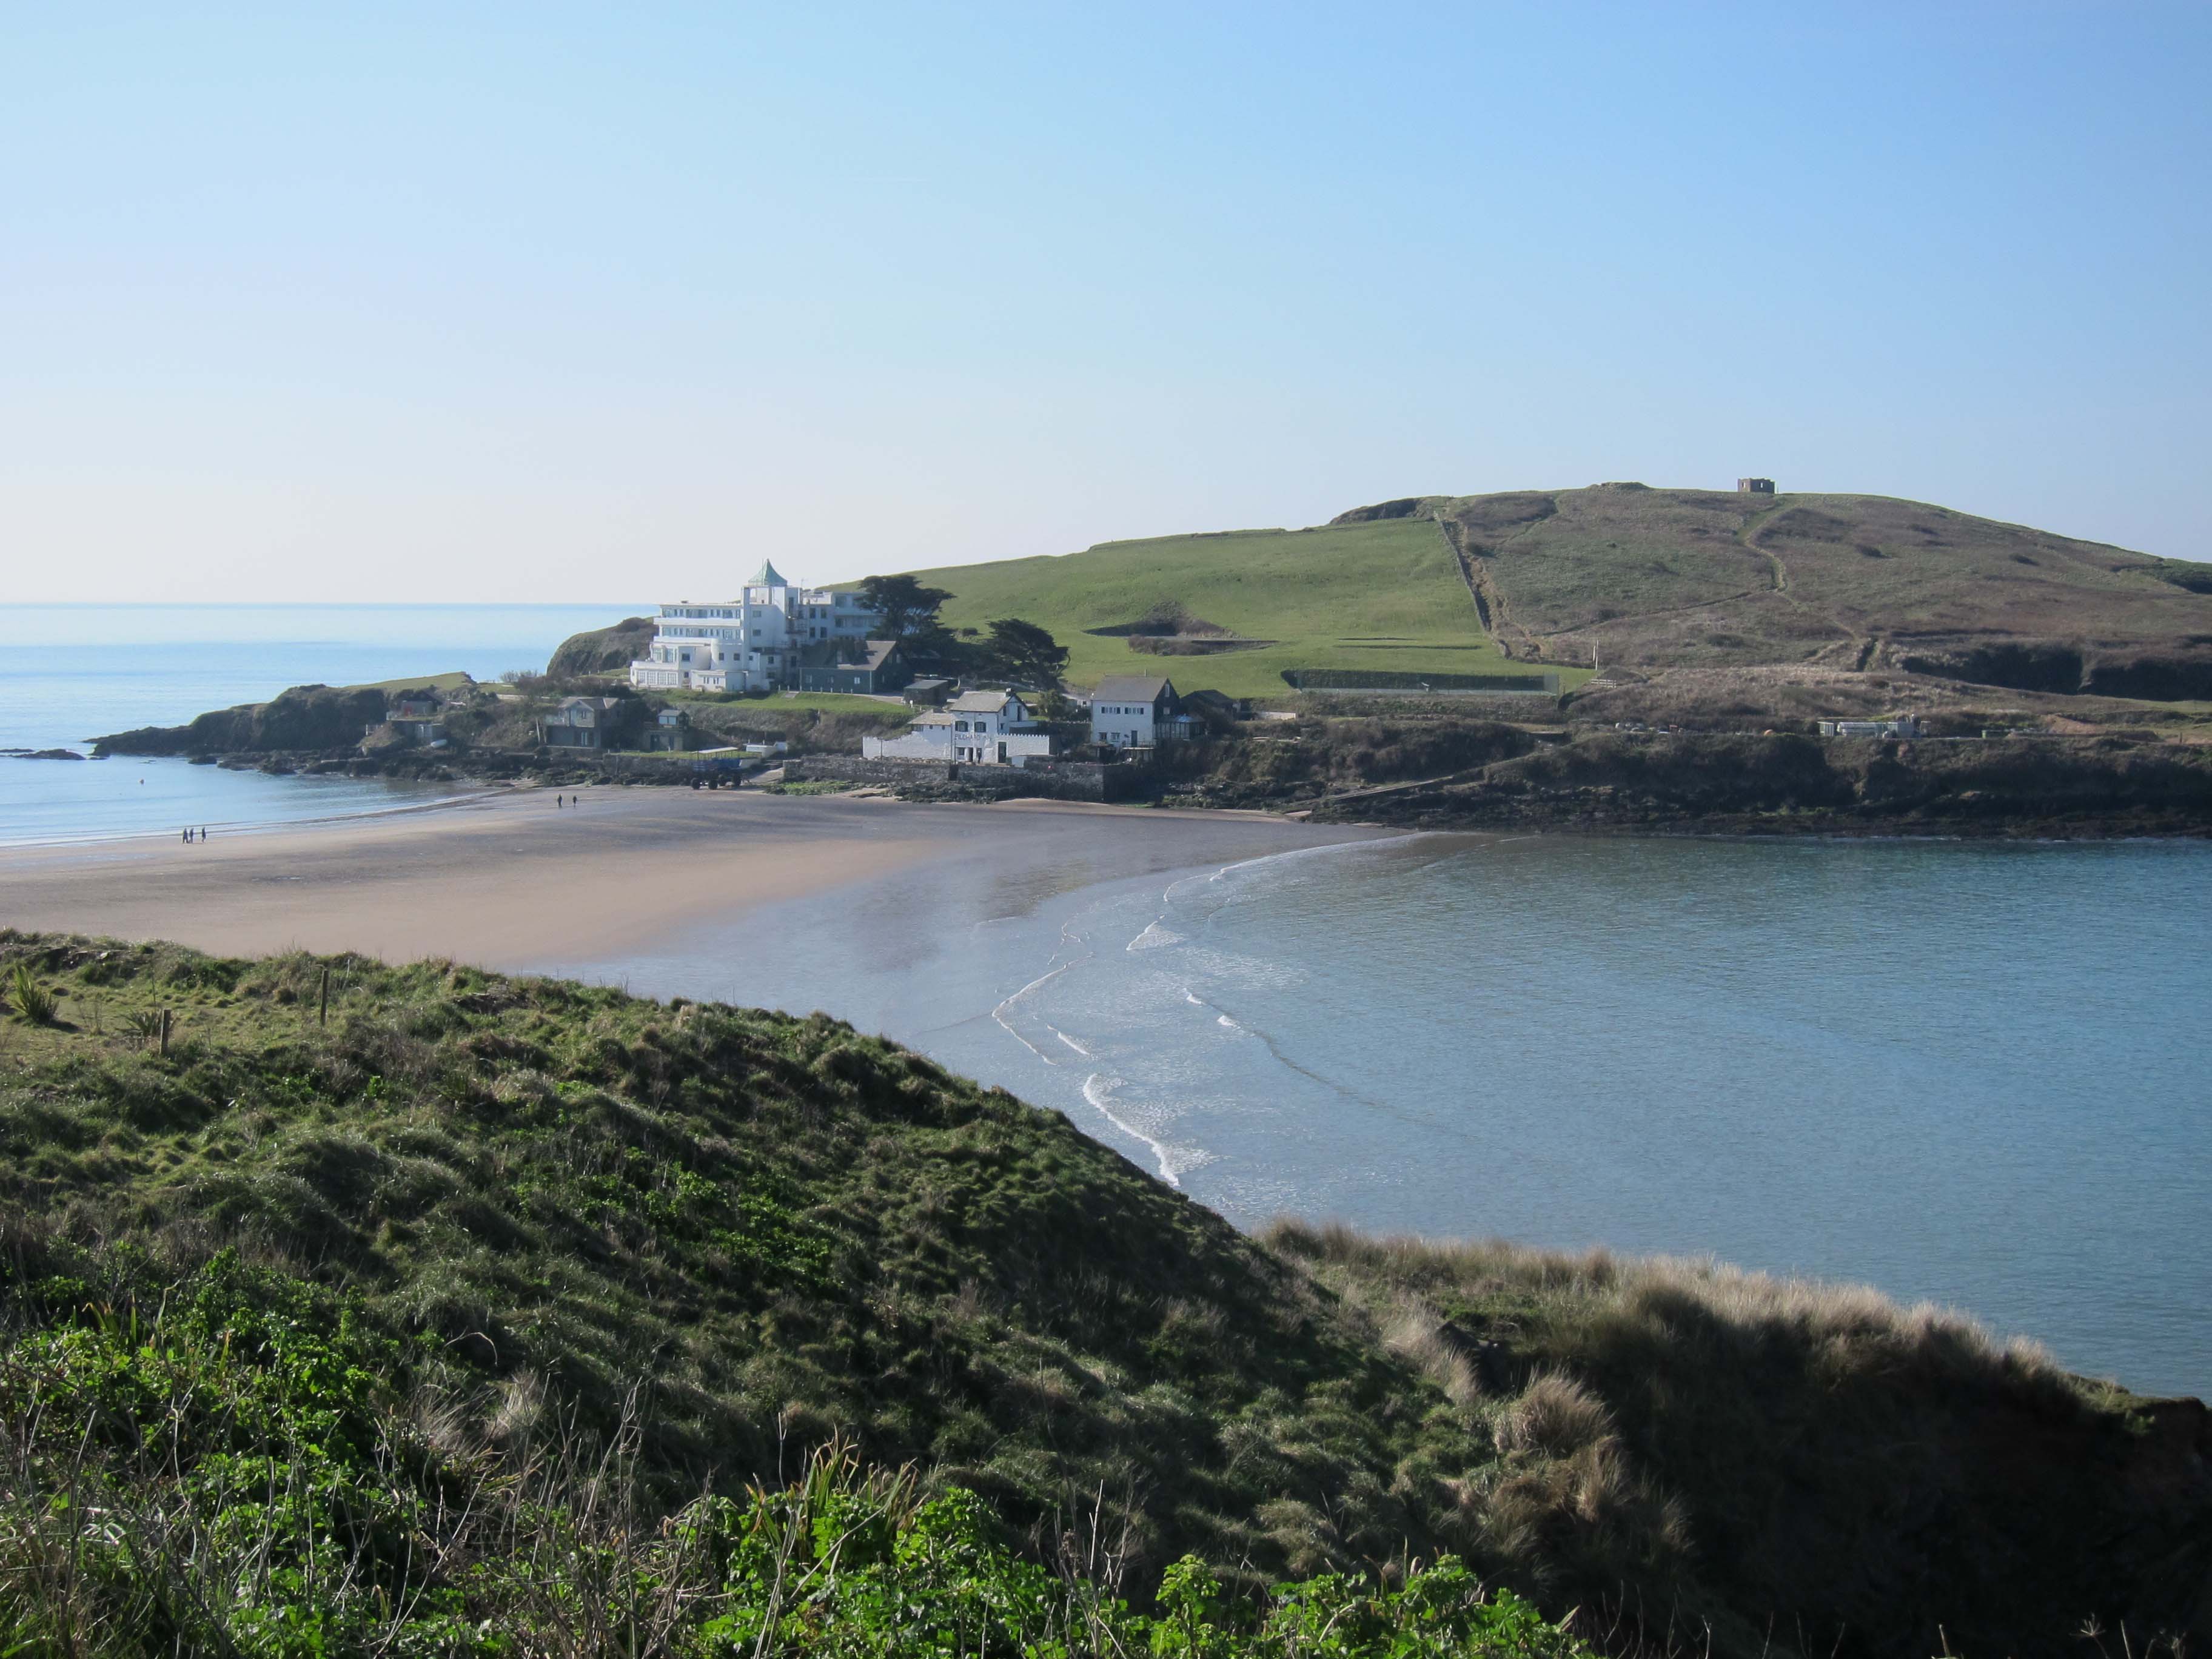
<box><xmin>1492</xmin><ymin>1373</ymin><xmax>1613</xmax><ymax>1457</ymax></box>
<box><xmin>1381</xmin><ymin>1304</ymin><xmax>1483</xmax><ymax>1406</ymax></box>
<box><xmin>1263</xmin><ymin>1222</ymin><xmax>2192</xmax><ymax>1659</ymax></box>
<box><xmin>1269</xmin><ymin>1223</ymin><xmax>2063</xmax><ymax>1399</ymax></box>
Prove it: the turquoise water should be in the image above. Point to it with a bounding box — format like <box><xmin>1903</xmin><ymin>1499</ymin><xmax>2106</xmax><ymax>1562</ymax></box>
<box><xmin>6</xmin><ymin>605</ymin><xmax>2207</xmax><ymax>1396</ymax></box>
<box><xmin>622</xmin><ymin>830</ymin><xmax>2212</xmax><ymax>1398</ymax></box>
<box><xmin>0</xmin><ymin>603</ymin><xmax>633</xmax><ymax>843</ymax></box>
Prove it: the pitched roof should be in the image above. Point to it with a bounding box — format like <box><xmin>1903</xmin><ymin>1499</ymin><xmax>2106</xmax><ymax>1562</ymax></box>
<box><xmin>1090</xmin><ymin>675</ymin><xmax>1173</xmax><ymax>703</ymax></box>
<box><xmin>796</xmin><ymin>638</ymin><xmax>902</xmax><ymax>672</ymax></box>
<box><xmin>908</xmin><ymin>711</ymin><xmax>957</xmax><ymax>726</ymax></box>
<box><xmin>947</xmin><ymin>689</ymin><xmax>1024</xmax><ymax>712</ymax></box>
<box><xmin>749</xmin><ymin>560</ymin><xmax>788</xmax><ymax>588</ymax></box>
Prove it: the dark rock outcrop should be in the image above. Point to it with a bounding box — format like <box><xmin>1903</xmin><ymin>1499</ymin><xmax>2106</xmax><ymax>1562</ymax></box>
<box><xmin>1895</xmin><ymin>640</ymin><xmax>2089</xmax><ymax>694</ymax></box>
<box><xmin>547</xmin><ymin>616</ymin><xmax>654</xmax><ymax>678</ymax></box>
<box><xmin>1305</xmin><ymin>729</ymin><xmax>2212</xmax><ymax>836</ymax></box>
<box><xmin>1327</xmin><ymin>496</ymin><xmax>1443</xmax><ymax>524</ymax></box>
<box><xmin>2080</xmin><ymin>651</ymin><xmax>2212</xmax><ymax>701</ymax></box>
<box><xmin>92</xmin><ymin>685</ymin><xmax>392</xmax><ymax>757</ymax></box>
<box><xmin>1892</xmin><ymin>638</ymin><xmax>2212</xmax><ymax>701</ymax></box>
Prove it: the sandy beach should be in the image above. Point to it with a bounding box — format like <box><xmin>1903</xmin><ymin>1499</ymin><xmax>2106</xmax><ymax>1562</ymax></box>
<box><xmin>0</xmin><ymin>785</ymin><xmax>1378</xmax><ymax>970</ymax></box>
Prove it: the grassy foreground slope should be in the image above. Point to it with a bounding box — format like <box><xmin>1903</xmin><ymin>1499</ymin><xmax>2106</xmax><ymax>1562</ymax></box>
<box><xmin>903</xmin><ymin>518</ymin><xmax>1561</xmax><ymax>700</ymax></box>
<box><xmin>1</xmin><ymin>935</ymin><xmax>2207</xmax><ymax>1657</ymax></box>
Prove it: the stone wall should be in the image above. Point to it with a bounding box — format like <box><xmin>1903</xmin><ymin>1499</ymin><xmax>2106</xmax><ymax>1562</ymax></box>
<box><xmin>785</xmin><ymin>754</ymin><xmax>1150</xmax><ymax>802</ymax></box>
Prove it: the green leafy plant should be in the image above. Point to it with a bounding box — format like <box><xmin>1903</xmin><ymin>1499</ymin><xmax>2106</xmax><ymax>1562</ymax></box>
<box><xmin>8</xmin><ymin>962</ymin><xmax>56</xmax><ymax>1026</ymax></box>
<box><xmin>0</xmin><ymin>933</ymin><xmax>2195</xmax><ymax>1659</ymax></box>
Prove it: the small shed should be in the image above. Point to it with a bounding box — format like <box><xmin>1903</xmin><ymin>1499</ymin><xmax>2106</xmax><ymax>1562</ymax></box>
<box><xmin>1181</xmin><ymin>688</ymin><xmax>1250</xmax><ymax>726</ymax></box>
<box><xmin>387</xmin><ymin>688</ymin><xmax>448</xmax><ymax>722</ymax></box>
<box><xmin>386</xmin><ymin>716</ymin><xmax>447</xmax><ymax>747</ymax></box>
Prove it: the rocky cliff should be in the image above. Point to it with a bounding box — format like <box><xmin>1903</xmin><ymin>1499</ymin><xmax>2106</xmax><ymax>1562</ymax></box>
<box><xmin>546</xmin><ymin>615</ymin><xmax>654</xmax><ymax>677</ymax></box>
<box><xmin>90</xmin><ymin>684</ymin><xmax>397</xmax><ymax>757</ymax></box>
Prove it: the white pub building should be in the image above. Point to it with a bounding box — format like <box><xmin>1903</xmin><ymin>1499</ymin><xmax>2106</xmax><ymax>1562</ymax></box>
<box><xmin>628</xmin><ymin>562</ymin><xmax>880</xmax><ymax>694</ymax></box>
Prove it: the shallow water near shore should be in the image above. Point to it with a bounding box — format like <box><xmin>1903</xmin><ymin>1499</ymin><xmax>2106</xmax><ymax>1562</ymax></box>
<box><xmin>598</xmin><ymin>827</ymin><xmax>2212</xmax><ymax>1398</ymax></box>
<box><xmin>5</xmin><ymin>604</ymin><xmax>2208</xmax><ymax>1397</ymax></box>
<box><xmin>0</xmin><ymin>603</ymin><xmax>624</xmax><ymax>845</ymax></box>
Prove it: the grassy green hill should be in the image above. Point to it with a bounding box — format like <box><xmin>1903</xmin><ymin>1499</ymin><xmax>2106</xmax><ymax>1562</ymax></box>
<box><xmin>903</xmin><ymin>518</ymin><xmax>1572</xmax><ymax>702</ymax></box>
<box><xmin>1</xmin><ymin>934</ymin><xmax>2207</xmax><ymax>1657</ymax></box>
<box><xmin>894</xmin><ymin>488</ymin><xmax>2212</xmax><ymax>706</ymax></box>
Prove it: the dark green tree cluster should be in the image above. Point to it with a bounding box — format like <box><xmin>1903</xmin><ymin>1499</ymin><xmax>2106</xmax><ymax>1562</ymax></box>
<box><xmin>855</xmin><ymin>574</ymin><xmax>1068</xmax><ymax>701</ymax></box>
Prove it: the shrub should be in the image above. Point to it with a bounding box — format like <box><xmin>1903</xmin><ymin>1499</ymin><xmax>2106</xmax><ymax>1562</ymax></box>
<box><xmin>7</xmin><ymin>964</ymin><xmax>55</xmax><ymax>1027</ymax></box>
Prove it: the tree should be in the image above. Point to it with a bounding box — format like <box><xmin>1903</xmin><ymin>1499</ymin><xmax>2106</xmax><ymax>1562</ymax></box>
<box><xmin>984</xmin><ymin>618</ymin><xmax>1070</xmax><ymax>710</ymax></box>
<box><xmin>856</xmin><ymin>575</ymin><xmax>953</xmax><ymax>641</ymax></box>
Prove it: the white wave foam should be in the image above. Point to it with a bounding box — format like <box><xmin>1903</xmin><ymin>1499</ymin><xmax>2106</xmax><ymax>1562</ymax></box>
<box><xmin>1161</xmin><ymin>831</ymin><xmax>1436</xmax><ymax>909</ymax></box>
<box><xmin>1079</xmin><ymin>1073</ymin><xmax>1181</xmax><ymax>1187</ymax></box>
<box><xmin>990</xmin><ymin>919</ymin><xmax>1091</xmax><ymax>1065</ymax></box>
<box><xmin>1076</xmin><ymin>1073</ymin><xmax>1217</xmax><ymax>1187</ymax></box>
<box><xmin>1054</xmin><ymin>1029</ymin><xmax>1092</xmax><ymax>1058</ymax></box>
<box><xmin>1176</xmin><ymin>982</ymin><xmax>1246</xmax><ymax>1033</ymax></box>
<box><xmin>1127</xmin><ymin>920</ymin><xmax>1184</xmax><ymax>951</ymax></box>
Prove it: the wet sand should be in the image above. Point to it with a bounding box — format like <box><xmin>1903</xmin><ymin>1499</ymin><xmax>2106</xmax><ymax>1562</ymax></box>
<box><xmin>0</xmin><ymin>786</ymin><xmax>1377</xmax><ymax>970</ymax></box>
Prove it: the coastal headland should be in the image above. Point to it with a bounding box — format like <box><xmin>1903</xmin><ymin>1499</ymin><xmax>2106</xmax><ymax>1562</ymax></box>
<box><xmin>77</xmin><ymin>483</ymin><xmax>2212</xmax><ymax>839</ymax></box>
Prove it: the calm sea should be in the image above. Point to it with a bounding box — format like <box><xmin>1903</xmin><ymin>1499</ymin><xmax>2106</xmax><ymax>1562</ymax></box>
<box><xmin>603</xmin><ymin>828</ymin><xmax>2212</xmax><ymax>1399</ymax></box>
<box><xmin>5</xmin><ymin>606</ymin><xmax>2207</xmax><ymax>1395</ymax></box>
<box><xmin>0</xmin><ymin>603</ymin><xmax>634</xmax><ymax>845</ymax></box>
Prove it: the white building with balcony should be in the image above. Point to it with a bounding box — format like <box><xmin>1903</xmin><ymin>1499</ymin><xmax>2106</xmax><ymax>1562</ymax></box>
<box><xmin>629</xmin><ymin>561</ymin><xmax>882</xmax><ymax>694</ymax></box>
<box><xmin>863</xmin><ymin>689</ymin><xmax>1053</xmax><ymax>767</ymax></box>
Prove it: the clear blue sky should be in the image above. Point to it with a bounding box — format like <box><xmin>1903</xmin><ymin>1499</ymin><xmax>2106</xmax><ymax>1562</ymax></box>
<box><xmin>5</xmin><ymin>2</ymin><xmax>2207</xmax><ymax>602</ymax></box>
